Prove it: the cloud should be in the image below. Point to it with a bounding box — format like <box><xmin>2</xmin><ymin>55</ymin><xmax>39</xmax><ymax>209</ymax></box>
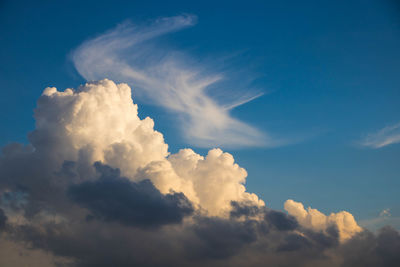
<box><xmin>0</xmin><ymin>208</ymin><xmax>6</xmax><ymax>230</ymax></box>
<box><xmin>0</xmin><ymin>79</ymin><xmax>398</xmax><ymax>266</ymax></box>
<box><xmin>284</xmin><ymin>199</ymin><xmax>362</xmax><ymax>242</ymax></box>
<box><xmin>339</xmin><ymin>226</ymin><xmax>400</xmax><ymax>267</ymax></box>
<box><xmin>265</xmin><ymin>209</ymin><xmax>299</xmax><ymax>231</ymax></box>
<box><xmin>360</xmin><ymin>122</ymin><xmax>400</xmax><ymax>148</ymax></box>
<box><xmin>2</xmin><ymin>79</ymin><xmax>263</xmax><ymax>217</ymax></box>
<box><xmin>359</xmin><ymin>209</ymin><xmax>400</xmax><ymax>232</ymax></box>
<box><xmin>188</xmin><ymin>216</ymin><xmax>260</xmax><ymax>260</ymax></box>
<box><xmin>380</xmin><ymin>208</ymin><xmax>392</xmax><ymax>218</ymax></box>
<box><xmin>71</xmin><ymin>15</ymin><xmax>269</xmax><ymax>148</ymax></box>
<box><xmin>68</xmin><ymin>162</ymin><xmax>193</xmax><ymax>228</ymax></box>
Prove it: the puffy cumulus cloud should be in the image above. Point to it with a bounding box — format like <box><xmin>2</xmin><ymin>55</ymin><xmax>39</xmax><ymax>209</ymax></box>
<box><xmin>0</xmin><ymin>79</ymin><xmax>399</xmax><ymax>266</ymax></box>
<box><xmin>29</xmin><ymin>79</ymin><xmax>262</xmax><ymax>216</ymax></box>
<box><xmin>284</xmin><ymin>199</ymin><xmax>362</xmax><ymax>242</ymax></box>
<box><xmin>33</xmin><ymin>79</ymin><xmax>168</xmax><ymax>171</ymax></box>
<box><xmin>168</xmin><ymin>148</ymin><xmax>264</xmax><ymax>215</ymax></box>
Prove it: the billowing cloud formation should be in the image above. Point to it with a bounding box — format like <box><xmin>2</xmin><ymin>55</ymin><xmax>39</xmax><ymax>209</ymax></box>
<box><xmin>285</xmin><ymin>199</ymin><xmax>362</xmax><ymax>242</ymax></box>
<box><xmin>72</xmin><ymin>15</ymin><xmax>268</xmax><ymax>148</ymax></box>
<box><xmin>360</xmin><ymin>122</ymin><xmax>400</xmax><ymax>148</ymax></box>
<box><xmin>0</xmin><ymin>80</ymin><xmax>398</xmax><ymax>267</ymax></box>
<box><xmin>32</xmin><ymin>79</ymin><xmax>263</xmax><ymax>216</ymax></box>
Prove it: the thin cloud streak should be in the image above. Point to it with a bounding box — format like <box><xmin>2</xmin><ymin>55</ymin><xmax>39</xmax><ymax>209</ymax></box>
<box><xmin>359</xmin><ymin>209</ymin><xmax>400</xmax><ymax>232</ymax></box>
<box><xmin>360</xmin><ymin>122</ymin><xmax>400</xmax><ymax>148</ymax></box>
<box><xmin>71</xmin><ymin>15</ymin><xmax>270</xmax><ymax>148</ymax></box>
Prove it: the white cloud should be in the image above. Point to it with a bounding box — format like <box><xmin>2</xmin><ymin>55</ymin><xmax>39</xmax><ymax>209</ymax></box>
<box><xmin>71</xmin><ymin>15</ymin><xmax>270</xmax><ymax>148</ymax></box>
<box><xmin>284</xmin><ymin>199</ymin><xmax>362</xmax><ymax>242</ymax></box>
<box><xmin>380</xmin><ymin>208</ymin><xmax>391</xmax><ymax>218</ymax></box>
<box><xmin>360</xmin><ymin>122</ymin><xmax>400</xmax><ymax>148</ymax></box>
<box><xmin>33</xmin><ymin>79</ymin><xmax>264</xmax><ymax>216</ymax></box>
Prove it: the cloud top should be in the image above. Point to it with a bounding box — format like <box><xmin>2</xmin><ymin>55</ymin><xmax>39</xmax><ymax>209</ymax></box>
<box><xmin>285</xmin><ymin>199</ymin><xmax>362</xmax><ymax>242</ymax></box>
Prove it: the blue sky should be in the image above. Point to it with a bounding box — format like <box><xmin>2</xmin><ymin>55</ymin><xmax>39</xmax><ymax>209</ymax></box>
<box><xmin>1</xmin><ymin>0</ymin><xmax>400</xmax><ymax>229</ymax></box>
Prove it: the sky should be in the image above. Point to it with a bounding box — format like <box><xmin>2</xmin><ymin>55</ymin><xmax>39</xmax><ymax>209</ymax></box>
<box><xmin>0</xmin><ymin>0</ymin><xmax>400</xmax><ymax>266</ymax></box>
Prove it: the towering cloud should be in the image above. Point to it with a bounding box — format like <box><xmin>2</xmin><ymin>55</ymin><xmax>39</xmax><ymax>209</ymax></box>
<box><xmin>0</xmin><ymin>80</ymin><xmax>398</xmax><ymax>267</ymax></box>
<box><xmin>31</xmin><ymin>79</ymin><xmax>263</xmax><ymax>216</ymax></box>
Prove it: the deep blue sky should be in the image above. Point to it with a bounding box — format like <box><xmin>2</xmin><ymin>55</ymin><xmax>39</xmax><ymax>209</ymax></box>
<box><xmin>1</xmin><ymin>0</ymin><xmax>399</xmax><ymax>228</ymax></box>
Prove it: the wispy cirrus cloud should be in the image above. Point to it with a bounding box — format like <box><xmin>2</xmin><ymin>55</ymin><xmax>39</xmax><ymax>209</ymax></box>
<box><xmin>360</xmin><ymin>122</ymin><xmax>400</xmax><ymax>148</ymax></box>
<box><xmin>71</xmin><ymin>15</ymin><xmax>271</xmax><ymax>148</ymax></box>
<box><xmin>359</xmin><ymin>208</ymin><xmax>400</xmax><ymax>232</ymax></box>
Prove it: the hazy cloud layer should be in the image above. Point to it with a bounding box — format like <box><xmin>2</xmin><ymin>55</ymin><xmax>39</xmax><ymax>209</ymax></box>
<box><xmin>360</xmin><ymin>122</ymin><xmax>400</xmax><ymax>148</ymax></box>
<box><xmin>0</xmin><ymin>80</ymin><xmax>398</xmax><ymax>266</ymax></box>
<box><xmin>72</xmin><ymin>15</ymin><xmax>269</xmax><ymax>148</ymax></box>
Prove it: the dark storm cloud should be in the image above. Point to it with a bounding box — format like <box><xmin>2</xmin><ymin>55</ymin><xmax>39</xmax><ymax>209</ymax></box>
<box><xmin>265</xmin><ymin>210</ymin><xmax>298</xmax><ymax>231</ymax></box>
<box><xmin>339</xmin><ymin>226</ymin><xmax>400</xmax><ymax>267</ymax></box>
<box><xmin>230</xmin><ymin>200</ymin><xmax>263</xmax><ymax>218</ymax></box>
<box><xmin>1</xmin><ymin>152</ymin><xmax>399</xmax><ymax>267</ymax></box>
<box><xmin>0</xmin><ymin>135</ymin><xmax>399</xmax><ymax>267</ymax></box>
<box><xmin>230</xmin><ymin>201</ymin><xmax>298</xmax><ymax>231</ymax></box>
<box><xmin>68</xmin><ymin>162</ymin><xmax>194</xmax><ymax>228</ymax></box>
<box><xmin>188</xmin><ymin>216</ymin><xmax>260</xmax><ymax>260</ymax></box>
<box><xmin>0</xmin><ymin>208</ymin><xmax>7</xmax><ymax>230</ymax></box>
<box><xmin>277</xmin><ymin>233</ymin><xmax>312</xmax><ymax>252</ymax></box>
<box><xmin>4</xmin><ymin>186</ymin><xmax>400</xmax><ymax>267</ymax></box>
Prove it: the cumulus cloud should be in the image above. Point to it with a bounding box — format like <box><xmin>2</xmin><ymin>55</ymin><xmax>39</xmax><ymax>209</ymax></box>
<box><xmin>360</xmin><ymin>122</ymin><xmax>400</xmax><ymax>148</ymax></box>
<box><xmin>72</xmin><ymin>15</ymin><xmax>269</xmax><ymax>148</ymax></box>
<box><xmin>284</xmin><ymin>199</ymin><xmax>362</xmax><ymax>242</ymax></box>
<box><xmin>23</xmin><ymin>79</ymin><xmax>263</xmax><ymax>216</ymax></box>
<box><xmin>0</xmin><ymin>80</ymin><xmax>398</xmax><ymax>266</ymax></box>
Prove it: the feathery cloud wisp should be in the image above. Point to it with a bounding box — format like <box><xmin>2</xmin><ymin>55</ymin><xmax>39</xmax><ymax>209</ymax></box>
<box><xmin>72</xmin><ymin>15</ymin><xmax>269</xmax><ymax>148</ymax></box>
<box><xmin>360</xmin><ymin>122</ymin><xmax>400</xmax><ymax>148</ymax></box>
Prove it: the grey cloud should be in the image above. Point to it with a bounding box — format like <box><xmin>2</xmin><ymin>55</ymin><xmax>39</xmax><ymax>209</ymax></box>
<box><xmin>277</xmin><ymin>233</ymin><xmax>312</xmax><ymax>252</ymax></box>
<box><xmin>188</xmin><ymin>216</ymin><xmax>260</xmax><ymax>260</ymax></box>
<box><xmin>265</xmin><ymin>210</ymin><xmax>298</xmax><ymax>231</ymax></box>
<box><xmin>68</xmin><ymin>162</ymin><xmax>194</xmax><ymax>229</ymax></box>
<box><xmin>340</xmin><ymin>226</ymin><xmax>400</xmax><ymax>267</ymax></box>
<box><xmin>230</xmin><ymin>201</ymin><xmax>298</xmax><ymax>231</ymax></box>
<box><xmin>0</xmin><ymin>208</ymin><xmax>7</xmax><ymax>230</ymax></box>
<box><xmin>230</xmin><ymin>200</ymin><xmax>263</xmax><ymax>218</ymax></box>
